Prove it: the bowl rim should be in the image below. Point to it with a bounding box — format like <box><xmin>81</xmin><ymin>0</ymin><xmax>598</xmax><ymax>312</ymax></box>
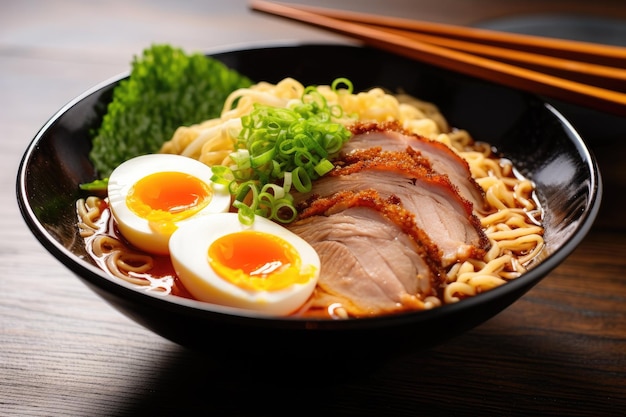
<box><xmin>16</xmin><ymin>42</ymin><xmax>603</xmax><ymax>330</ymax></box>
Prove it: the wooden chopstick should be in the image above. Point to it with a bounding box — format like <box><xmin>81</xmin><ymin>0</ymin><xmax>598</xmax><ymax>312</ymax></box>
<box><xmin>359</xmin><ymin>24</ymin><xmax>626</xmax><ymax>93</ymax></box>
<box><xmin>269</xmin><ymin>2</ymin><xmax>626</xmax><ymax>68</ymax></box>
<box><xmin>287</xmin><ymin>3</ymin><xmax>626</xmax><ymax>91</ymax></box>
<box><xmin>250</xmin><ymin>0</ymin><xmax>626</xmax><ymax>117</ymax></box>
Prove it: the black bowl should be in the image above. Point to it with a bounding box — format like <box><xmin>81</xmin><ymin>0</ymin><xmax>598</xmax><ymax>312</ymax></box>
<box><xmin>16</xmin><ymin>44</ymin><xmax>602</xmax><ymax>356</ymax></box>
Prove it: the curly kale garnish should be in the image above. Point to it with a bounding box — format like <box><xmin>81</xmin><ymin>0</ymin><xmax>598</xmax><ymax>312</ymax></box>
<box><xmin>89</xmin><ymin>44</ymin><xmax>252</xmax><ymax>178</ymax></box>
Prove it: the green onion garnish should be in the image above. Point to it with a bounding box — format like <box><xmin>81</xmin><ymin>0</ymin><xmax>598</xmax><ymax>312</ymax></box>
<box><xmin>211</xmin><ymin>79</ymin><xmax>353</xmax><ymax>224</ymax></box>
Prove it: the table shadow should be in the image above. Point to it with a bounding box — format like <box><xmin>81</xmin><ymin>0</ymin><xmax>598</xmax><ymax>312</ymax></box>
<box><xmin>114</xmin><ymin>310</ymin><xmax>623</xmax><ymax>417</ymax></box>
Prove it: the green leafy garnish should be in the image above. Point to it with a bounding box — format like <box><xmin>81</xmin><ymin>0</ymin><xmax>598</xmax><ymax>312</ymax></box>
<box><xmin>211</xmin><ymin>80</ymin><xmax>353</xmax><ymax>225</ymax></box>
<box><xmin>89</xmin><ymin>44</ymin><xmax>252</xmax><ymax>178</ymax></box>
<box><xmin>79</xmin><ymin>178</ymin><xmax>109</xmax><ymax>192</ymax></box>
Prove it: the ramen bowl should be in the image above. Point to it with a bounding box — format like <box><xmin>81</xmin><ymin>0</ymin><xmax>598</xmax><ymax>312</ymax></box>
<box><xmin>17</xmin><ymin>44</ymin><xmax>601</xmax><ymax>356</ymax></box>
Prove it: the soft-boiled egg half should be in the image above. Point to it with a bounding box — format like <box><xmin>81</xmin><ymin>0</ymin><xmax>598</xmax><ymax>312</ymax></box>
<box><xmin>169</xmin><ymin>213</ymin><xmax>320</xmax><ymax>316</ymax></box>
<box><xmin>107</xmin><ymin>154</ymin><xmax>231</xmax><ymax>255</ymax></box>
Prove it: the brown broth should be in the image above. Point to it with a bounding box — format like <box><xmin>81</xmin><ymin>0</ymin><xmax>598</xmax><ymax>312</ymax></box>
<box><xmin>82</xmin><ymin>202</ymin><xmax>330</xmax><ymax>317</ymax></box>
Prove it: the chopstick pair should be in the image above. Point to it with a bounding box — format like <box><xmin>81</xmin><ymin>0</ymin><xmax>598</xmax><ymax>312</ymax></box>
<box><xmin>249</xmin><ymin>0</ymin><xmax>626</xmax><ymax>117</ymax></box>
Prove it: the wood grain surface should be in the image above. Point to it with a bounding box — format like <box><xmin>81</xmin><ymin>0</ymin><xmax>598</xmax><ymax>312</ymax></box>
<box><xmin>2</xmin><ymin>1</ymin><xmax>625</xmax><ymax>416</ymax></box>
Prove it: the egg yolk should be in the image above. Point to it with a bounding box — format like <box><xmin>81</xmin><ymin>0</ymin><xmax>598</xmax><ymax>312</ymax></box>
<box><xmin>126</xmin><ymin>171</ymin><xmax>213</xmax><ymax>234</ymax></box>
<box><xmin>208</xmin><ymin>231</ymin><xmax>315</xmax><ymax>291</ymax></box>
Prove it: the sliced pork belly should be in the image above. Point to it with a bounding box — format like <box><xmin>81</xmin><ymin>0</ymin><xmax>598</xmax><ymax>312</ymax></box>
<box><xmin>288</xmin><ymin>190</ymin><xmax>443</xmax><ymax>317</ymax></box>
<box><xmin>296</xmin><ymin>149</ymin><xmax>490</xmax><ymax>266</ymax></box>
<box><xmin>343</xmin><ymin>122</ymin><xmax>486</xmax><ymax>211</ymax></box>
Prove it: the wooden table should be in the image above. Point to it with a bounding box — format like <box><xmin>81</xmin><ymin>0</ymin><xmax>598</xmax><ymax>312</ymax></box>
<box><xmin>2</xmin><ymin>1</ymin><xmax>625</xmax><ymax>415</ymax></box>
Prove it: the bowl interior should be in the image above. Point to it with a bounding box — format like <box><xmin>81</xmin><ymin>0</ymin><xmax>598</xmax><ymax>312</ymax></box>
<box><xmin>17</xmin><ymin>44</ymin><xmax>602</xmax><ymax>353</ymax></box>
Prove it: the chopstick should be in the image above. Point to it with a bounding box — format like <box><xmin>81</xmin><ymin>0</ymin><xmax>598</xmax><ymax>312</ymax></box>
<box><xmin>354</xmin><ymin>24</ymin><xmax>626</xmax><ymax>93</ymax></box>
<box><xmin>250</xmin><ymin>0</ymin><xmax>626</xmax><ymax>117</ymax></box>
<box><xmin>269</xmin><ymin>2</ymin><xmax>626</xmax><ymax>68</ymax></box>
<box><xmin>284</xmin><ymin>3</ymin><xmax>626</xmax><ymax>91</ymax></box>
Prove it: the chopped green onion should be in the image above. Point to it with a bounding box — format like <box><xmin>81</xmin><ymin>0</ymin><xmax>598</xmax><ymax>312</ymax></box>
<box><xmin>272</xmin><ymin>198</ymin><xmax>298</xmax><ymax>223</ymax></box>
<box><xmin>210</xmin><ymin>165</ymin><xmax>233</xmax><ymax>186</ymax></box>
<box><xmin>314</xmin><ymin>159</ymin><xmax>334</xmax><ymax>176</ymax></box>
<box><xmin>291</xmin><ymin>166</ymin><xmax>312</xmax><ymax>193</ymax></box>
<box><xmin>233</xmin><ymin>200</ymin><xmax>255</xmax><ymax>226</ymax></box>
<box><xmin>229</xmin><ymin>149</ymin><xmax>251</xmax><ymax>170</ymax></box>
<box><xmin>261</xmin><ymin>183</ymin><xmax>286</xmax><ymax>200</ymax></box>
<box><xmin>331</xmin><ymin>77</ymin><xmax>353</xmax><ymax>93</ymax></box>
<box><xmin>79</xmin><ymin>178</ymin><xmax>109</xmax><ymax>192</ymax></box>
<box><xmin>233</xmin><ymin>180</ymin><xmax>258</xmax><ymax>204</ymax></box>
<box><xmin>212</xmin><ymin>78</ymin><xmax>353</xmax><ymax>224</ymax></box>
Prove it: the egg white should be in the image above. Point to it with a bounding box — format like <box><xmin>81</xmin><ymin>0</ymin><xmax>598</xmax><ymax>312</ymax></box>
<box><xmin>168</xmin><ymin>213</ymin><xmax>320</xmax><ymax>316</ymax></box>
<box><xmin>107</xmin><ymin>154</ymin><xmax>231</xmax><ymax>255</ymax></box>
